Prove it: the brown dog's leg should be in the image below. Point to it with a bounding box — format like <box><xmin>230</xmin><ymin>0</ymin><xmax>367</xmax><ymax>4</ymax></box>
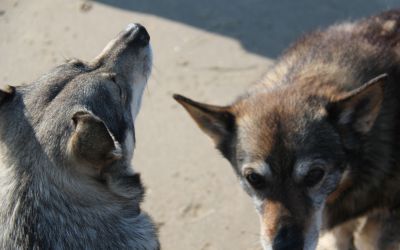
<box><xmin>354</xmin><ymin>210</ymin><xmax>400</xmax><ymax>250</ymax></box>
<box><xmin>318</xmin><ymin>219</ymin><xmax>361</xmax><ymax>250</ymax></box>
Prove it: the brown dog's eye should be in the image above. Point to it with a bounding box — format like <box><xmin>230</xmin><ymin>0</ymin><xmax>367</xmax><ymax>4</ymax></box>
<box><xmin>245</xmin><ymin>171</ymin><xmax>266</xmax><ymax>189</ymax></box>
<box><xmin>304</xmin><ymin>168</ymin><xmax>325</xmax><ymax>187</ymax></box>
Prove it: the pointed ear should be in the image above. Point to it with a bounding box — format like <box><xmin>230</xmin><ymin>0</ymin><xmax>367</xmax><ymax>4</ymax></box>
<box><xmin>327</xmin><ymin>74</ymin><xmax>386</xmax><ymax>147</ymax></box>
<box><xmin>68</xmin><ymin>111</ymin><xmax>122</xmax><ymax>169</ymax></box>
<box><xmin>0</xmin><ymin>85</ymin><xmax>15</xmax><ymax>105</ymax></box>
<box><xmin>173</xmin><ymin>94</ymin><xmax>235</xmax><ymax>146</ymax></box>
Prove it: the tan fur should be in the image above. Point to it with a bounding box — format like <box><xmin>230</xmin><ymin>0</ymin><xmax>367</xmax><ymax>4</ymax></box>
<box><xmin>354</xmin><ymin>215</ymin><xmax>381</xmax><ymax>250</ymax></box>
<box><xmin>318</xmin><ymin>218</ymin><xmax>362</xmax><ymax>250</ymax></box>
<box><xmin>263</xmin><ymin>201</ymin><xmax>291</xmax><ymax>239</ymax></box>
<box><xmin>236</xmin><ymin>107</ymin><xmax>276</xmax><ymax>160</ymax></box>
<box><xmin>326</xmin><ymin>170</ymin><xmax>352</xmax><ymax>204</ymax></box>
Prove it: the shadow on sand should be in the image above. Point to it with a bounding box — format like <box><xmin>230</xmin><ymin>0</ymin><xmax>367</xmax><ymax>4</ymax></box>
<box><xmin>94</xmin><ymin>0</ymin><xmax>398</xmax><ymax>58</ymax></box>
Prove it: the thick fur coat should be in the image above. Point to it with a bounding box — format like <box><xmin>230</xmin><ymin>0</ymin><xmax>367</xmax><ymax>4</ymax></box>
<box><xmin>175</xmin><ymin>10</ymin><xmax>400</xmax><ymax>250</ymax></box>
<box><xmin>0</xmin><ymin>24</ymin><xmax>159</xmax><ymax>249</ymax></box>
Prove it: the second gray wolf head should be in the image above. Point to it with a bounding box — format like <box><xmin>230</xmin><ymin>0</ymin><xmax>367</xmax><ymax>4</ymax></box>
<box><xmin>0</xmin><ymin>24</ymin><xmax>159</xmax><ymax>249</ymax></box>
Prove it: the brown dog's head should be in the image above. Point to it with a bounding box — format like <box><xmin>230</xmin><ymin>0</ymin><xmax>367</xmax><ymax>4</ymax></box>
<box><xmin>174</xmin><ymin>74</ymin><xmax>386</xmax><ymax>250</ymax></box>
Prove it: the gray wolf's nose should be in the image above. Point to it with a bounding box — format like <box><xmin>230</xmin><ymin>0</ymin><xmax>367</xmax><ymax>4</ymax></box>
<box><xmin>124</xmin><ymin>23</ymin><xmax>150</xmax><ymax>46</ymax></box>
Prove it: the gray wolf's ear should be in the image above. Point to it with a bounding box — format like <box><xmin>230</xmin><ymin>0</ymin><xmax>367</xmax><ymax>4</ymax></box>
<box><xmin>327</xmin><ymin>74</ymin><xmax>386</xmax><ymax>146</ymax></box>
<box><xmin>68</xmin><ymin>111</ymin><xmax>122</xmax><ymax>168</ymax></box>
<box><xmin>0</xmin><ymin>85</ymin><xmax>15</xmax><ymax>105</ymax></box>
<box><xmin>173</xmin><ymin>94</ymin><xmax>235</xmax><ymax>146</ymax></box>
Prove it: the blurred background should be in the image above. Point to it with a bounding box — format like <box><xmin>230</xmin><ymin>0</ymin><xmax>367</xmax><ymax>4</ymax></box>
<box><xmin>0</xmin><ymin>0</ymin><xmax>398</xmax><ymax>249</ymax></box>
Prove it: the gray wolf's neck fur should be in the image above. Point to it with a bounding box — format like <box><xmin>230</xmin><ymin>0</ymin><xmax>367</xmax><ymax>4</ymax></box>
<box><xmin>0</xmin><ymin>93</ymin><xmax>156</xmax><ymax>249</ymax></box>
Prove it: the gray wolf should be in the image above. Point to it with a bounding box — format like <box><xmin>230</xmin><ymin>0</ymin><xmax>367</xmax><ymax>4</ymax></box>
<box><xmin>174</xmin><ymin>9</ymin><xmax>400</xmax><ymax>250</ymax></box>
<box><xmin>0</xmin><ymin>23</ymin><xmax>159</xmax><ymax>249</ymax></box>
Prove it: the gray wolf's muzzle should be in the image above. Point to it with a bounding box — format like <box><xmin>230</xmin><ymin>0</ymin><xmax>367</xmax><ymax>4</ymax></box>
<box><xmin>92</xmin><ymin>23</ymin><xmax>152</xmax><ymax>121</ymax></box>
<box><xmin>95</xmin><ymin>23</ymin><xmax>151</xmax><ymax>75</ymax></box>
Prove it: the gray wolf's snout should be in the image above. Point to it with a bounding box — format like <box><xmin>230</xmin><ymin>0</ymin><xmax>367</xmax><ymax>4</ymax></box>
<box><xmin>123</xmin><ymin>23</ymin><xmax>150</xmax><ymax>46</ymax></box>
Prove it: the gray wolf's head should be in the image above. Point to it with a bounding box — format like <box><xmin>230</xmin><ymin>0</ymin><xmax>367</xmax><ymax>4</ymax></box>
<box><xmin>0</xmin><ymin>23</ymin><xmax>151</xmax><ymax>198</ymax></box>
<box><xmin>174</xmin><ymin>74</ymin><xmax>386</xmax><ymax>250</ymax></box>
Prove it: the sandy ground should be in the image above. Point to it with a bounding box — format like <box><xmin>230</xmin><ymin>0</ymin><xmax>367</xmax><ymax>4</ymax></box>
<box><xmin>0</xmin><ymin>1</ymin><xmax>398</xmax><ymax>249</ymax></box>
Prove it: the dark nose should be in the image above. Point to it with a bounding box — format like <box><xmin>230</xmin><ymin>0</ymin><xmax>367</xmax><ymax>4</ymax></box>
<box><xmin>272</xmin><ymin>224</ymin><xmax>304</xmax><ymax>250</ymax></box>
<box><xmin>124</xmin><ymin>23</ymin><xmax>150</xmax><ymax>46</ymax></box>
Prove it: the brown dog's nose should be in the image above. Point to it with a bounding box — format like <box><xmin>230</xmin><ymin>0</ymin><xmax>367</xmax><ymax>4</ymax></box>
<box><xmin>124</xmin><ymin>23</ymin><xmax>150</xmax><ymax>46</ymax></box>
<box><xmin>272</xmin><ymin>224</ymin><xmax>304</xmax><ymax>250</ymax></box>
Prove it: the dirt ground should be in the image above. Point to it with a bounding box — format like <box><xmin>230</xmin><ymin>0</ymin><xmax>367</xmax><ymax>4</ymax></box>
<box><xmin>0</xmin><ymin>1</ymin><xmax>398</xmax><ymax>249</ymax></box>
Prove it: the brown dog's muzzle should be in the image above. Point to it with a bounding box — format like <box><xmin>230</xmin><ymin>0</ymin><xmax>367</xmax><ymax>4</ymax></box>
<box><xmin>262</xmin><ymin>201</ymin><xmax>304</xmax><ymax>250</ymax></box>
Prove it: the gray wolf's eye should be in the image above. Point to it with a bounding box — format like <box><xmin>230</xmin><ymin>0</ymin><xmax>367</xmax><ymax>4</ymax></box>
<box><xmin>245</xmin><ymin>170</ymin><xmax>266</xmax><ymax>189</ymax></box>
<box><xmin>103</xmin><ymin>73</ymin><xmax>123</xmax><ymax>100</ymax></box>
<box><xmin>69</xmin><ymin>59</ymin><xmax>85</xmax><ymax>69</ymax></box>
<box><xmin>304</xmin><ymin>168</ymin><xmax>325</xmax><ymax>187</ymax></box>
<box><xmin>110</xmin><ymin>74</ymin><xmax>117</xmax><ymax>83</ymax></box>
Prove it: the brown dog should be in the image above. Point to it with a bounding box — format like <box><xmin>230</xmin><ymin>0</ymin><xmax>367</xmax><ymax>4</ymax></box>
<box><xmin>174</xmin><ymin>10</ymin><xmax>400</xmax><ymax>250</ymax></box>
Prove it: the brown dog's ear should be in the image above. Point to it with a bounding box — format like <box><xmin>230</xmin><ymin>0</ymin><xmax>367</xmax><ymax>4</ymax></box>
<box><xmin>68</xmin><ymin>111</ymin><xmax>122</xmax><ymax>169</ymax></box>
<box><xmin>327</xmin><ymin>74</ymin><xmax>386</xmax><ymax>147</ymax></box>
<box><xmin>173</xmin><ymin>94</ymin><xmax>235</xmax><ymax>146</ymax></box>
<box><xmin>0</xmin><ymin>85</ymin><xmax>15</xmax><ymax>105</ymax></box>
